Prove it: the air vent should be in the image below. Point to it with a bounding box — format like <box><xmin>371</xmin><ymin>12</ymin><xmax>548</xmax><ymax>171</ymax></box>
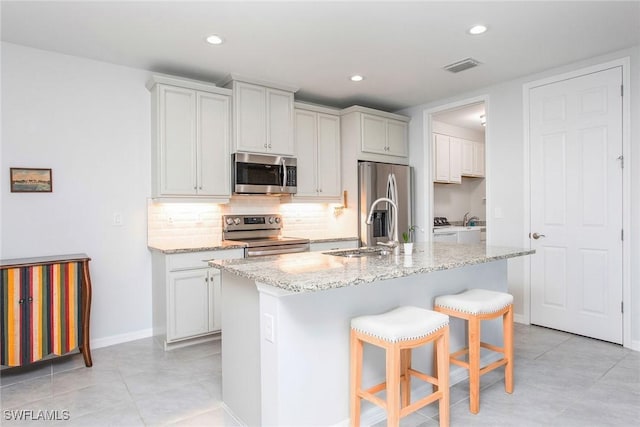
<box><xmin>443</xmin><ymin>58</ymin><xmax>481</xmax><ymax>73</ymax></box>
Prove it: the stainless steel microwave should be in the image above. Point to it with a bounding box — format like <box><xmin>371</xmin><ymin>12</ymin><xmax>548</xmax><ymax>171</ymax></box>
<box><xmin>233</xmin><ymin>153</ymin><xmax>297</xmax><ymax>195</ymax></box>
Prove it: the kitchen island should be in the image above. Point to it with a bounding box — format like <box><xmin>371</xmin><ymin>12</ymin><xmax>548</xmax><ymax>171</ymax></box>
<box><xmin>210</xmin><ymin>243</ymin><xmax>533</xmax><ymax>426</ymax></box>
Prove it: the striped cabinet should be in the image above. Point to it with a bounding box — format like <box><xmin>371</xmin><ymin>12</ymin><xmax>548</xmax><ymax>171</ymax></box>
<box><xmin>0</xmin><ymin>254</ymin><xmax>92</xmax><ymax>367</ymax></box>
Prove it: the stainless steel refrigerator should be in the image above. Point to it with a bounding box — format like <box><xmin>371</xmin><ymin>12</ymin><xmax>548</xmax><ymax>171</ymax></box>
<box><xmin>358</xmin><ymin>161</ymin><xmax>412</xmax><ymax>247</ymax></box>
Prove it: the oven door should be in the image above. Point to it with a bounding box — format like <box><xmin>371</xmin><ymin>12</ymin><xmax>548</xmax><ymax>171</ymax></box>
<box><xmin>234</xmin><ymin>153</ymin><xmax>297</xmax><ymax>194</ymax></box>
<box><xmin>246</xmin><ymin>242</ymin><xmax>310</xmax><ymax>257</ymax></box>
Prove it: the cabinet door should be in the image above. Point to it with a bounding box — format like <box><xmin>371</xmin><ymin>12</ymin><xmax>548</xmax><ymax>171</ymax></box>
<box><xmin>474</xmin><ymin>142</ymin><xmax>485</xmax><ymax>177</ymax></box>
<box><xmin>267</xmin><ymin>88</ymin><xmax>295</xmax><ymax>155</ymax></box>
<box><xmin>361</xmin><ymin>114</ymin><xmax>387</xmax><ymax>154</ymax></box>
<box><xmin>461</xmin><ymin>139</ymin><xmax>475</xmax><ymax>176</ymax></box>
<box><xmin>159</xmin><ymin>85</ymin><xmax>197</xmax><ymax>195</ymax></box>
<box><xmin>386</xmin><ymin>119</ymin><xmax>408</xmax><ymax>157</ymax></box>
<box><xmin>294</xmin><ymin>109</ymin><xmax>319</xmax><ymax>196</ymax></box>
<box><xmin>316</xmin><ymin>113</ymin><xmax>341</xmax><ymax>197</ymax></box>
<box><xmin>168</xmin><ymin>269</ymin><xmax>210</xmax><ymax>341</ymax></box>
<box><xmin>208</xmin><ymin>270</ymin><xmax>222</xmax><ymax>332</ymax></box>
<box><xmin>434</xmin><ymin>134</ymin><xmax>450</xmax><ymax>182</ymax></box>
<box><xmin>449</xmin><ymin>137</ymin><xmax>462</xmax><ymax>183</ymax></box>
<box><xmin>197</xmin><ymin>92</ymin><xmax>231</xmax><ymax>196</ymax></box>
<box><xmin>235</xmin><ymin>82</ymin><xmax>267</xmax><ymax>152</ymax></box>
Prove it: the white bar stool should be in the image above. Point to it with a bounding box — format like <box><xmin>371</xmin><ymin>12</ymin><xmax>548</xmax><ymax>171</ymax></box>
<box><xmin>434</xmin><ymin>289</ymin><xmax>514</xmax><ymax>414</ymax></box>
<box><xmin>350</xmin><ymin>306</ymin><xmax>450</xmax><ymax>427</ymax></box>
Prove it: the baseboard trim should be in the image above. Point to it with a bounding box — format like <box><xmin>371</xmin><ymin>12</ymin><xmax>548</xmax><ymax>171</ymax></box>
<box><xmin>90</xmin><ymin>328</ymin><xmax>153</xmax><ymax>349</ymax></box>
<box><xmin>514</xmin><ymin>314</ymin><xmax>528</xmax><ymax>324</ymax></box>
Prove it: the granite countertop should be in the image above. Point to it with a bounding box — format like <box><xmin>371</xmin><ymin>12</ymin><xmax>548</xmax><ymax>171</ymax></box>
<box><xmin>148</xmin><ymin>241</ymin><xmax>247</xmax><ymax>254</ymax></box>
<box><xmin>210</xmin><ymin>242</ymin><xmax>534</xmax><ymax>293</ymax></box>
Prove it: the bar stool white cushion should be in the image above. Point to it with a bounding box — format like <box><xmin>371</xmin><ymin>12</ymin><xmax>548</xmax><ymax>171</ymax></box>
<box><xmin>351</xmin><ymin>306</ymin><xmax>449</xmax><ymax>343</ymax></box>
<box><xmin>435</xmin><ymin>289</ymin><xmax>513</xmax><ymax>315</ymax></box>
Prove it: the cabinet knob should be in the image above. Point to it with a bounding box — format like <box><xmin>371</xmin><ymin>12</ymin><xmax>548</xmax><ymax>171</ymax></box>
<box><xmin>268</xmin><ymin>144</ymin><xmax>272</xmax><ymax>149</ymax></box>
<box><xmin>199</xmin><ymin>186</ymin><xmax>202</xmax><ymax>190</ymax></box>
<box><xmin>205</xmin><ymin>277</ymin><xmax>209</xmax><ymax>282</ymax></box>
<box><xmin>19</xmin><ymin>298</ymin><xmax>25</xmax><ymax>304</ymax></box>
<box><xmin>264</xmin><ymin>144</ymin><xmax>268</xmax><ymax>148</ymax></box>
<box><xmin>193</xmin><ymin>186</ymin><xmax>197</xmax><ymax>190</ymax></box>
<box><xmin>28</xmin><ymin>297</ymin><xmax>33</xmax><ymax>302</ymax></box>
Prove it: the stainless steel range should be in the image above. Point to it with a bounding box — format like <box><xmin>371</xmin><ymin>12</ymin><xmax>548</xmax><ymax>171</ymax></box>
<box><xmin>222</xmin><ymin>214</ymin><xmax>310</xmax><ymax>257</ymax></box>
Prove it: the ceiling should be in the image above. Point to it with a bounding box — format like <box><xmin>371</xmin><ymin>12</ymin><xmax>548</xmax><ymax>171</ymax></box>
<box><xmin>2</xmin><ymin>1</ymin><xmax>639</xmax><ymax>112</ymax></box>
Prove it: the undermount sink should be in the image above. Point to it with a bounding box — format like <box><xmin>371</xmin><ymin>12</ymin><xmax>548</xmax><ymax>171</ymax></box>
<box><xmin>324</xmin><ymin>247</ymin><xmax>393</xmax><ymax>258</ymax></box>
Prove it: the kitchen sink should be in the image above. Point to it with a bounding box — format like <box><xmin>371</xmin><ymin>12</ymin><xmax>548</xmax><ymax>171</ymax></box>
<box><xmin>324</xmin><ymin>247</ymin><xmax>393</xmax><ymax>258</ymax></box>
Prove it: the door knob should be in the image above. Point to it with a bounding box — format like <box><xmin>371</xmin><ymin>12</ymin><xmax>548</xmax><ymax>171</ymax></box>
<box><xmin>530</xmin><ymin>232</ymin><xmax>546</xmax><ymax>240</ymax></box>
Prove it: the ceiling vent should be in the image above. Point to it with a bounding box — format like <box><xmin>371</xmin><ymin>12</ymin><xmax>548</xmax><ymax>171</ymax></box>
<box><xmin>443</xmin><ymin>58</ymin><xmax>481</xmax><ymax>73</ymax></box>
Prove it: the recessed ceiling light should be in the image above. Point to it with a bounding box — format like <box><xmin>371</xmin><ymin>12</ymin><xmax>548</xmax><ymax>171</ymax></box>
<box><xmin>350</xmin><ymin>75</ymin><xmax>364</xmax><ymax>82</ymax></box>
<box><xmin>468</xmin><ymin>25</ymin><xmax>487</xmax><ymax>35</ymax></box>
<box><xmin>206</xmin><ymin>35</ymin><xmax>224</xmax><ymax>45</ymax></box>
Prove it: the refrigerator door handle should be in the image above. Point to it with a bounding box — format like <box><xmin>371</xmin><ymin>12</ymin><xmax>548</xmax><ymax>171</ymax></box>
<box><xmin>386</xmin><ymin>173</ymin><xmax>398</xmax><ymax>241</ymax></box>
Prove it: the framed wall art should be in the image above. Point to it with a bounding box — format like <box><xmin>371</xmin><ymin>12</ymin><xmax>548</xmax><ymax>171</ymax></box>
<box><xmin>10</xmin><ymin>168</ymin><xmax>53</xmax><ymax>193</ymax></box>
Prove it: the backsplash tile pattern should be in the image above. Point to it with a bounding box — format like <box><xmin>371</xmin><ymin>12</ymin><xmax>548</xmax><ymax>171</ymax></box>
<box><xmin>148</xmin><ymin>197</ymin><xmax>354</xmax><ymax>249</ymax></box>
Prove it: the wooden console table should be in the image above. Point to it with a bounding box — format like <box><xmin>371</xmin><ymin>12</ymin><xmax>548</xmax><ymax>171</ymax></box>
<box><xmin>0</xmin><ymin>254</ymin><xmax>92</xmax><ymax>367</ymax></box>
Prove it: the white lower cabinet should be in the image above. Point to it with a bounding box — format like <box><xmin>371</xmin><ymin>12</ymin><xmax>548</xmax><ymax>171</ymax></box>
<box><xmin>152</xmin><ymin>248</ymin><xmax>243</xmax><ymax>349</ymax></box>
<box><xmin>167</xmin><ymin>268</ymin><xmax>220</xmax><ymax>341</ymax></box>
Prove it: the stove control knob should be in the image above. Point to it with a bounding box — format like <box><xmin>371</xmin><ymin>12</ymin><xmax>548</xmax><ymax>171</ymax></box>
<box><xmin>233</xmin><ymin>217</ymin><xmax>241</xmax><ymax>225</ymax></box>
<box><xmin>268</xmin><ymin>217</ymin><xmax>275</xmax><ymax>224</ymax></box>
<box><xmin>274</xmin><ymin>217</ymin><xmax>281</xmax><ymax>224</ymax></box>
<box><xmin>225</xmin><ymin>218</ymin><xmax>234</xmax><ymax>226</ymax></box>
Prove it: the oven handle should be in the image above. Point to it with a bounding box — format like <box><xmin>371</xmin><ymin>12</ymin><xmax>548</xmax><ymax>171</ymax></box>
<box><xmin>281</xmin><ymin>157</ymin><xmax>287</xmax><ymax>188</ymax></box>
<box><xmin>246</xmin><ymin>243</ymin><xmax>309</xmax><ymax>257</ymax></box>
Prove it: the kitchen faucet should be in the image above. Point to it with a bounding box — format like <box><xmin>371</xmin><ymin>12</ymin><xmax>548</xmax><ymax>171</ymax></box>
<box><xmin>463</xmin><ymin>212</ymin><xmax>480</xmax><ymax>227</ymax></box>
<box><xmin>366</xmin><ymin>197</ymin><xmax>400</xmax><ymax>256</ymax></box>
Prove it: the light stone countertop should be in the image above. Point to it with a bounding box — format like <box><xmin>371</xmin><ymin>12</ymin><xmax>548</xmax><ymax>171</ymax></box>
<box><xmin>148</xmin><ymin>241</ymin><xmax>247</xmax><ymax>254</ymax></box>
<box><xmin>309</xmin><ymin>236</ymin><xmax>359</xmax><ymax>243</ymax></box>
<box><xmin>209</xmin><ymin>242</ymin><xmax>534</xmax><ymax>293</ymax></box>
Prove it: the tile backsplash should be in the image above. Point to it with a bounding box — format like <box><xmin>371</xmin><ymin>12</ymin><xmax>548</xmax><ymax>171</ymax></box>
<box><xmin>148</xmin><ymin>196</ymin><xmax>355</xmax><ymax>249</ymax></box>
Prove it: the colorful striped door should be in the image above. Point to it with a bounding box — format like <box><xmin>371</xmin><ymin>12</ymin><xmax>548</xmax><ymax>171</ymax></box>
<box><xmin>0</xmin><ymin>262</ymin><xmax>83</xmax><ymax>366</ymax></box>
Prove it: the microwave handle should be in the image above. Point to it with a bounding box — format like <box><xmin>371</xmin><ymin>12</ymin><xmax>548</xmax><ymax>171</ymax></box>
<box><xmin>281</xmin><ymin>158</ymin><xmax>287</xmax><ymax>187</ymax></box>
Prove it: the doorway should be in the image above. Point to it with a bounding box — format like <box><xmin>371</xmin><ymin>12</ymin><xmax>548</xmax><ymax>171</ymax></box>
<box><xmin>426</xmin><ymin>99</ymin><xmax>488</xmax><ymax>241</ymax></box>
<box><xmin>525</xmin><ymin>60</ymin><xmax>630</xmax><ymax>345</ymax></box>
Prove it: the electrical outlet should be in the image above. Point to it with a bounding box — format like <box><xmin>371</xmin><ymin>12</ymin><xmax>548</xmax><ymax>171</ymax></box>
<box><xmin>112</xmin><ymin>213</ymin><xmax>123</xmax><ymax>226</ymax></box>
<box><xmin>263</xmin><ymin>313</ymin><xmax>275</xmax><ymax>343</ymax></box>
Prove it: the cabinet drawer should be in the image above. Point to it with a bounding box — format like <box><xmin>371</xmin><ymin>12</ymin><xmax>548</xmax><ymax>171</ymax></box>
<box><xmin>167</xmin><ymin>249</ymin><xmax>244</xmax><ymax>271</ymax></box>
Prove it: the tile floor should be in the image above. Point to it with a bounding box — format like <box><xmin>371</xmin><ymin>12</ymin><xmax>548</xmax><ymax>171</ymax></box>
<box><xmin>1</xmin><ymin>324</ymin><xmax>638</xmax><ymax>426</ymax></box>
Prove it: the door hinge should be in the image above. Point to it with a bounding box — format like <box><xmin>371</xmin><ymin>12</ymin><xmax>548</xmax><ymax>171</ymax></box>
<box><xmin>621</xmin><ymin>85</ymin><xmax>624</xmax><ymax>97</ymax></box>
<box><xmin>621</xmin><ymin>301</ymin><xmax>624</xmax><ymax>313</ymax></box>
<box><xmin>617</xmin><ymin>155</ymin><xmax>624</xmax><ymax>169</ymax></box>
<box><xmin>621</xmin><ymin>229</ymin><xmax>624</xmax><ymax>241</ymax></box>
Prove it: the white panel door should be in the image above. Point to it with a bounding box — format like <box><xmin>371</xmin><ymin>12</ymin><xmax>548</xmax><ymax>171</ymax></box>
<box><xmin>529</xmin><ymin>67</ymin><xmax>623</xmax><ymax>344</ymax></box>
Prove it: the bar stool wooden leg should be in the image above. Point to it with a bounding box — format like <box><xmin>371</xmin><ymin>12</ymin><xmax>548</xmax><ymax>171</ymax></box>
<box><xmin>437</xmin><ymin>326</ymin><xmax>450</xmax><ymax>427</ymax></box>
<box><xmin>504</xmin><ymin>305</ymin><xmax>514</xmax><ymax>394</ymax></box>
<box><xmin>386</xmin><ymin>345</ymin><xmax>401</xmax><ymax>427</ymax></box>
<box><xmin>350</xmin><ymin>330</ymin><xmax>363</xmax><ymax>427</ymax></box>
<box><xmin>468</xmin><ymin>316</ymin><xmax>481</xmax><ymax>414</ymax></box>
<box><xmin>400</xmin><ymin>348</ymin><xmax>412</xmax><ymax>408</ymax></box>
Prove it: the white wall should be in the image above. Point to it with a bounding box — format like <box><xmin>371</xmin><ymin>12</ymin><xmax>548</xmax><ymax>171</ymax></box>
<box><xmin>399</xmin><ymin>45</ymin><xmax>640</xmax><ymax>348</ymax></box>
<box><xmin>1</xmin><ymin>43</ymin><xmax>153</xmax><ymax>346</ymax></box>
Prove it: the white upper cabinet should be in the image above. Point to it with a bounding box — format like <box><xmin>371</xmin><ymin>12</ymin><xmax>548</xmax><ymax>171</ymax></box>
<box><xmin>433</xmin><ymin>133</ymin><xmax>461</xmax><ymax>184</ymax></box>
<box><xmin>341</xmin><ymin>106</ymin><xmax>410</xmax><ymax>163</ymax></box>
<box><xmin>224</xmin><ymin>77</ymin><xmax>297</xmax><ymax>156</ymax></box>
<box><xmin>294</xmin><ymin>104</ymin><xmax>341</xmax><ymax>200</ymax></box>
<box><xmin>148</xmin><ymin>75</ymin><xmax>231</xmax><ymax>201</ymax></box>
<box><xmin>461</xmin><ymin>138</ymin><xmax>485</xmax><ymax>178</ymax></box>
